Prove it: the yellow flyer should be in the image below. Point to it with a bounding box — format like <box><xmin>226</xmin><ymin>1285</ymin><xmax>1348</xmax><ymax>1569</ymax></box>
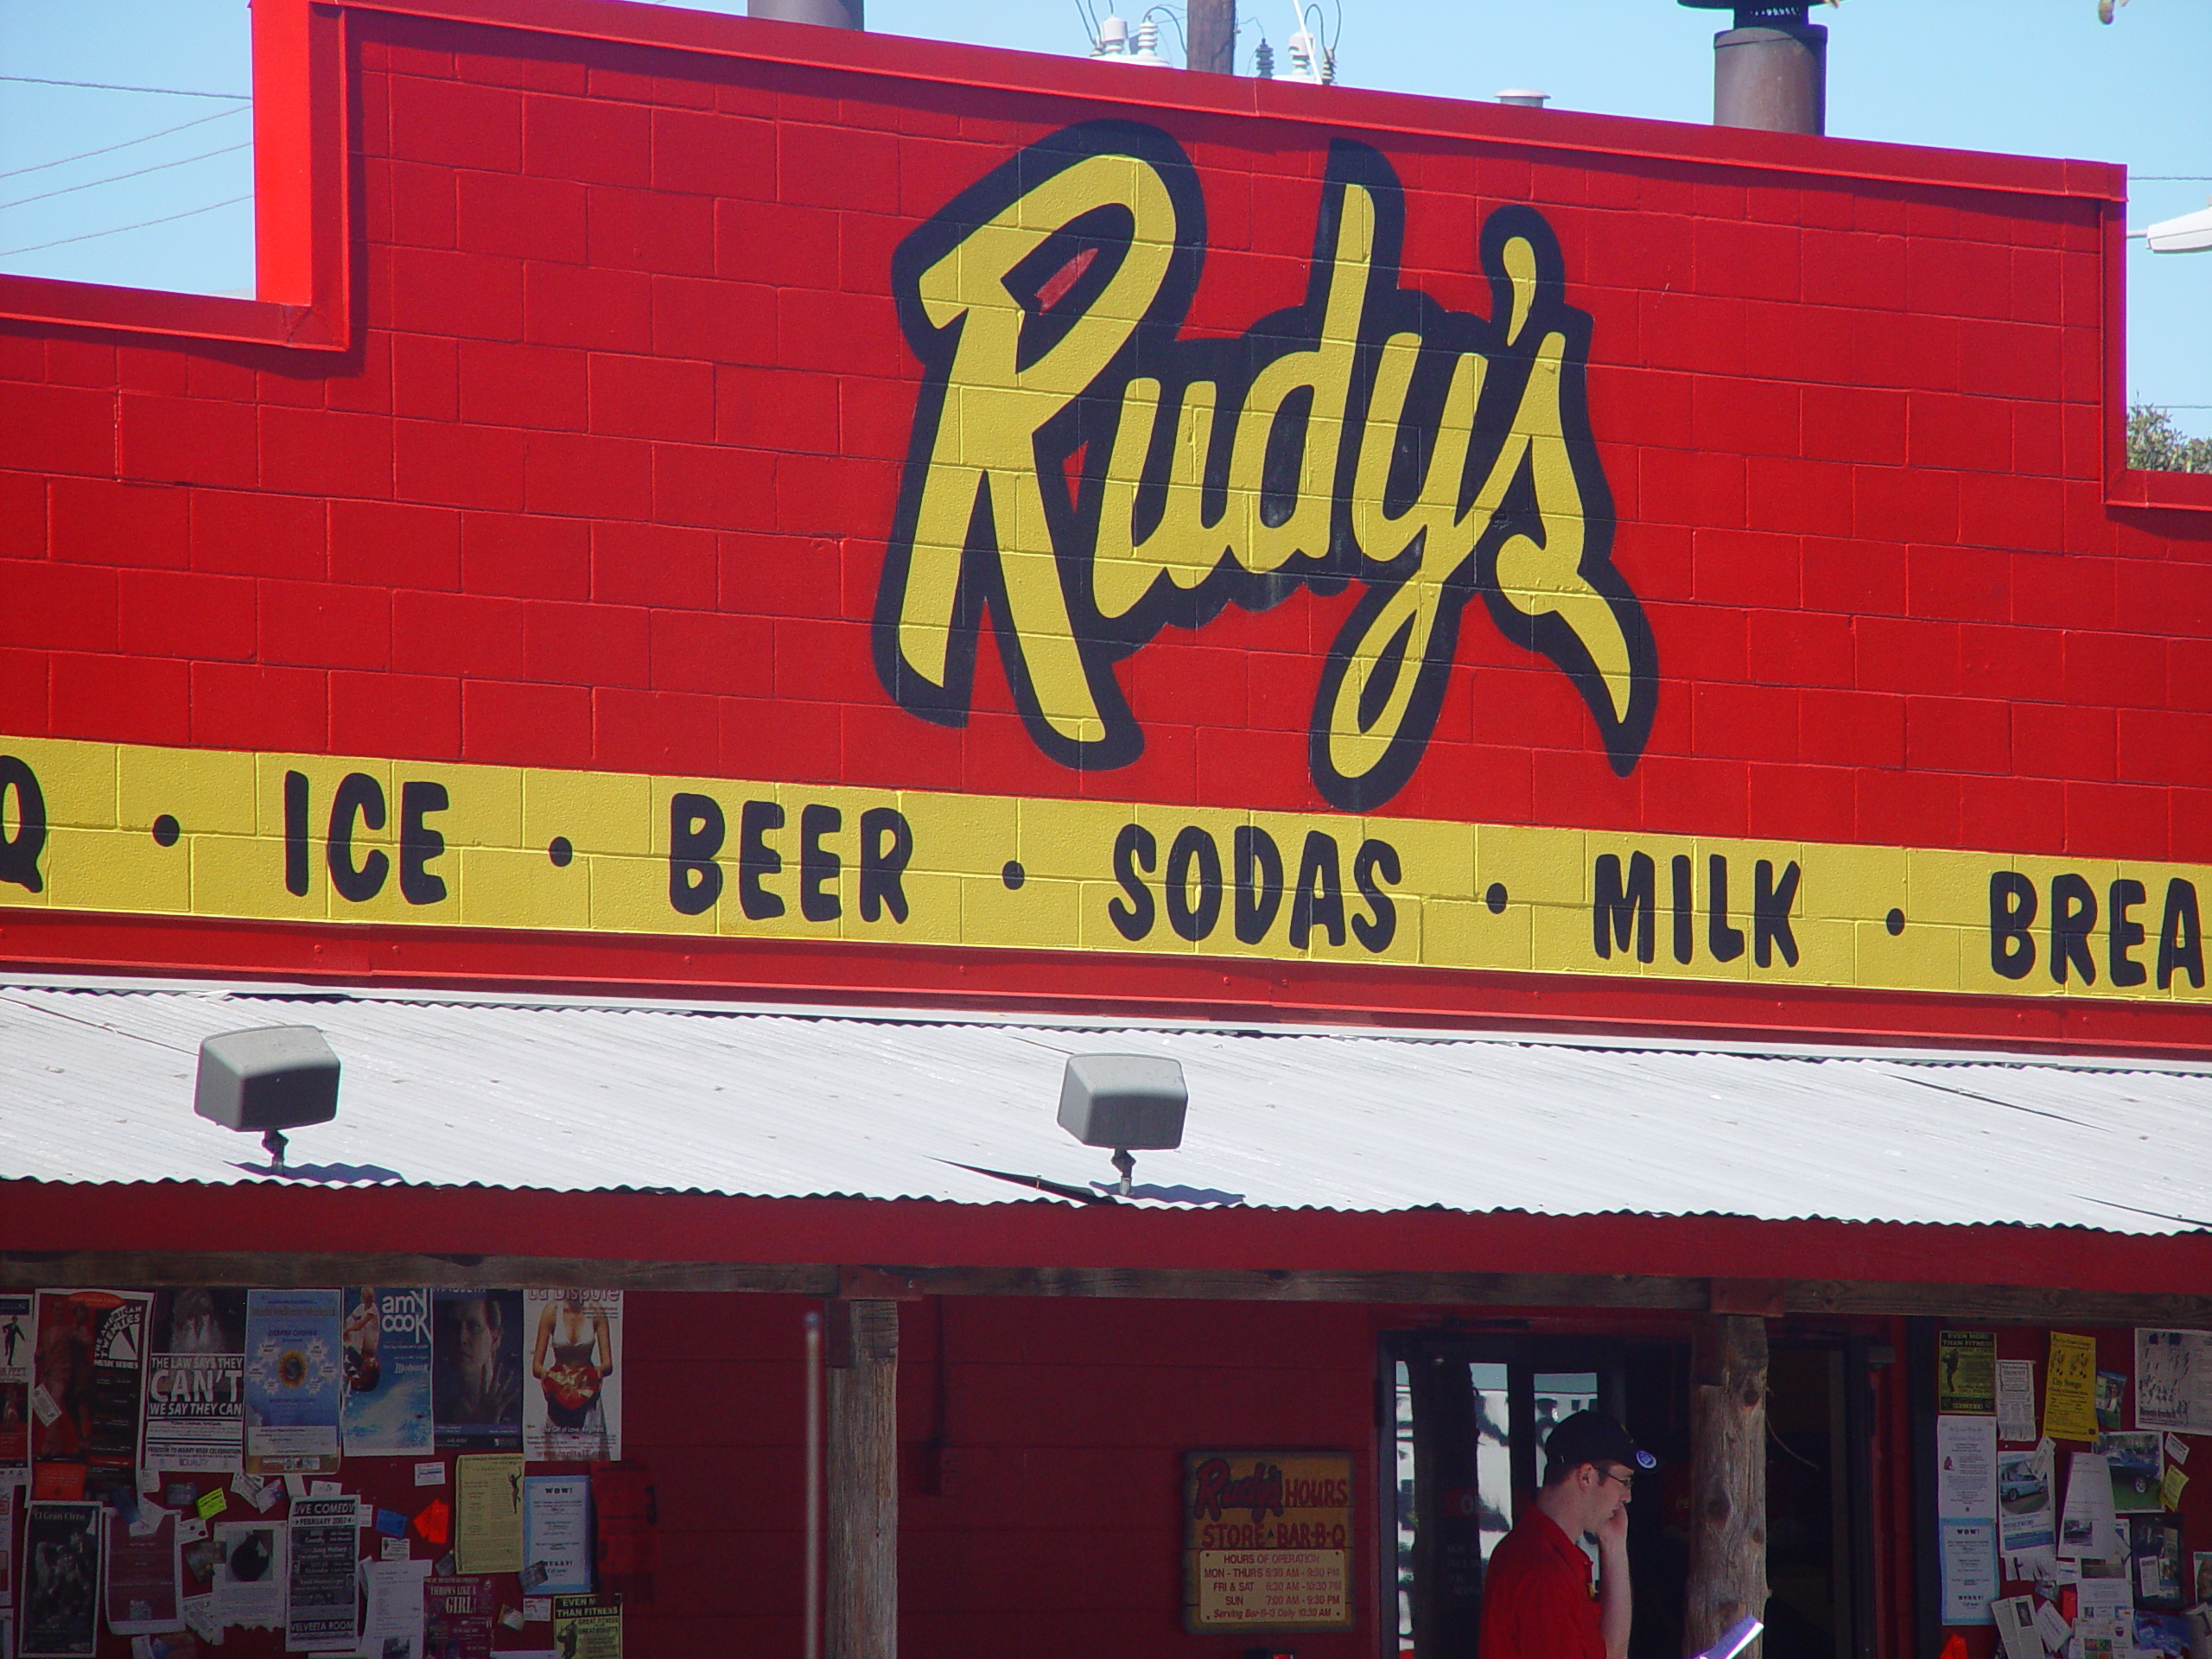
<box><xmin>453</xmin><ymin>1454</ymin><xmax>524</xmax><ymax>1576</ymax></box>
<box><xmin>2045</xmin><ymin>1333</ymin><xmax>2101</xmax><ymax>1442</ymax></box>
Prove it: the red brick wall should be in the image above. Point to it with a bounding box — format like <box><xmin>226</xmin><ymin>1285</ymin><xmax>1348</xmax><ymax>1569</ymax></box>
<box><xmin>1</xmin><ymin>1</ymin><xmax>2208</xmax><ymax>1030</ymax></box>
<box><xmin>4</xmin><ymin>1289</ymin><xmax>1378</xmax><ymax>1658</ymax></box>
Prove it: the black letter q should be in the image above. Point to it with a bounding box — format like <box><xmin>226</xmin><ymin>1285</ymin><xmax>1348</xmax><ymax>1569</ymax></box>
<box><xmin>0</xmin><ymin>755</ymin><xmax>48</xmax><ymax>893</ymax></box>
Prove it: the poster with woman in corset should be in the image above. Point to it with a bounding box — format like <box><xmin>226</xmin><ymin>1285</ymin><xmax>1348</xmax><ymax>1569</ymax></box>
<box><xmin>523</xmin><ymin>1291</ymin><xmax>620</xmax><ymax>1462</ymax></box>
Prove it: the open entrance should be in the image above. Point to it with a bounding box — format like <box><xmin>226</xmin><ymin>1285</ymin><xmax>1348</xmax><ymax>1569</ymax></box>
<box><xmin>1381</xmin><ymin>1331</ymin><xmax>1875</xmax><ymax>1659</ymax></box>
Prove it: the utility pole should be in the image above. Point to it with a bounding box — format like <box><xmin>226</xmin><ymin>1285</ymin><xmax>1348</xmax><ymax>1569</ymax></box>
<box><xmin>1186</xmin><ymin>0</ymin><xmax>1236</xmax><ymax>73</ymax></box>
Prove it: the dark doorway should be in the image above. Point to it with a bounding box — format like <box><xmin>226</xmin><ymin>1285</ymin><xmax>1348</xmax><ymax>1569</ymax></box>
<box><xmin>1379</xmin><ymin>1331</ymin><xmax>1873</xmax><ymax>1659</ymax></box>
<box><xmin>1763</xmin><ymin>1342</ymin><xmax>1878</xmax><ymax>1659</ymax></box>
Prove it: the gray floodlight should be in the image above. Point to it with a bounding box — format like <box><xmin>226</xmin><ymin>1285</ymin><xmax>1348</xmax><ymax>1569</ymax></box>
<box><xmin>1058</xmin><ymin>1053</ymin><xmax>1186</xmax><ymax>1196</ymax></box>
<box><xmin>194</xmin><ymin>1025</ymin><xmax>340</xmax><ymax>1171</ymax></box>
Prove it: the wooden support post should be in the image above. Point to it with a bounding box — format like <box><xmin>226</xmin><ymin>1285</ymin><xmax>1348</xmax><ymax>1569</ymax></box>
<box><xmin>1185</xmin><ymin>0</ymin><xmax>1235</xmax><ymax>73</ymax></box>
<box><xmin>1686</xmin><ymin>1313</ymin><xmax>1769</xmax><ymax>1659</ymax></box>
<box><xmin>828</xmin><ymin>1300</ymin><xmax>899</xmax><ymax>1659</ymax></box>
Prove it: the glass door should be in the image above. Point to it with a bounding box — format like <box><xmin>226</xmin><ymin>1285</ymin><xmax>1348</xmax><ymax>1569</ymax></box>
<box><xmin>1382</xmin><ymin>1331</ymin><xmax>1874</xmax><ymax>1659</ymax></box>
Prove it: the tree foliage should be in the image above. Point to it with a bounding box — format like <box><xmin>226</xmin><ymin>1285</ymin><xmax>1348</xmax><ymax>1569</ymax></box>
<box><xmin>2126</xmin><ymin>403</ymin><xmax>2212</xmax><ymax>473</ymax></box>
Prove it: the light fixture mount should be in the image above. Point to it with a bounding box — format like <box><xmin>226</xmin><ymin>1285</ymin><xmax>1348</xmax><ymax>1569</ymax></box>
<box><xmin>194</xmin><ymin>1026</ymin><xmax>341</xmax><ymax>1173</ymax></box>
<box><xmin>1057</xmin><ymin>1053</ymin><xmax>1187</xmax><ymax>1196</ymax></box>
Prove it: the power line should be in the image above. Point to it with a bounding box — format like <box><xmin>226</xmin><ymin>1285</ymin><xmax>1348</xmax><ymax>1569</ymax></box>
<box><xmin>0</xmin><ymin>73</ymin><xmax>247</xmax><ymax>100</ymax></box>
<box><xmin>2135</xmin><ymin>176</ymin><xmax>2212</xmax><ymax>182</ymax></box>
<box><xmin>0</xmin><ymin>194</ymin><xmax>251</xmax><ymax>257</ymax></box>
<box><xmin>0</xmin><ymin>142</ymin><xmax>250</xmax><ymax>213</ymax></box>
<box><xmin>0</xmin><ymin>105</ymin><xmax>247</xmax><ymax>182</ymax></box>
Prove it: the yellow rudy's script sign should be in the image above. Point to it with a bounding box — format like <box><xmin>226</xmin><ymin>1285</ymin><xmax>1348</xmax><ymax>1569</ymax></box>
<box><xmin>881</xmin><ymin>124</ymin><xmax>1656</xmax><ymax>811</ymax></box>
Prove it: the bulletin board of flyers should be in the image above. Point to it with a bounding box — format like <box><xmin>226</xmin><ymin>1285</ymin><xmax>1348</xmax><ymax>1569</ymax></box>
<box><xmin>0</xmin><ymin>1287</ymin><xmax>630</xmax><ymax>1659</ymax></box>
<box><xmin>1932</xmin><ymin>1324</ymin><xmax>2212</xmax><ymax>1659</ymax></box>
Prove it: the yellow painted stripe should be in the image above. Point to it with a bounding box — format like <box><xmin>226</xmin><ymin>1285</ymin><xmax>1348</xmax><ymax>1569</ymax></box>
<box><xmin>0</xmin><ymin>734</ymin><xmax>2205</xmax><ymax>1003</ymax></box>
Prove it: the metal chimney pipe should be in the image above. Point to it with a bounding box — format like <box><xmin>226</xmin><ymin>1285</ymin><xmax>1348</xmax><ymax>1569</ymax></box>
<box><xmin>1714</xmin><ymin>22</ymin><xmax>1826</xmax><ymax>134</ymax></box>
<box><xmin>748</xmin><ymin>0</ymin><xmax>862</xmax><ymax>26</ymax></box>
<box><xmin>1186</xmin><ymin>0</ymin><xmax>1236</xmax><ymax>73</ymax></box>
<box><xmin>1682</xmin><ymin>3</ymin><xmax>1827</xmax><ymax>137</ymax></box>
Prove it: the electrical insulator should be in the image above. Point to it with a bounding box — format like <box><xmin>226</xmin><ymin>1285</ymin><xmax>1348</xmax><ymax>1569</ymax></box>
<box><xmin>1320</xmin><ymin>45</ymin><xmax>1336</xmax><ymax>84</ymax></box>
<box><xmin>1253</xmin><ymin>37</ymin><xmax>1274</xmax><ymax>77</ymax></box>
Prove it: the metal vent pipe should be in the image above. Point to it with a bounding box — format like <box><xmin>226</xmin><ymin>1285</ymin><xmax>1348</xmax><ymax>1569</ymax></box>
<box><xmin>1682</xmin><ymin>2</ymin><xmax>1827</xmax><ymax>137</ymax></box>
<box><xmin>749</xmin><ymin>0</ymin><xmax>862</xmax><ymax>27</ymax></box>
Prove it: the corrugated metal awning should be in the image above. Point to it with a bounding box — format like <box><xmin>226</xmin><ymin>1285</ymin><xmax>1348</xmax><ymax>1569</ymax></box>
<box><xmin>2</xmin><ymin>979</ymin><xmax>2208</xmax><ymax>1236</ymax></box>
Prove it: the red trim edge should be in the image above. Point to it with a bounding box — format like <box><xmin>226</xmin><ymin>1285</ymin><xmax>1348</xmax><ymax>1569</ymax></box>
<box><xmin>4</xmin><ymin>908</ymin><xmax>2212</xmax><ymax>1060</ymax></box>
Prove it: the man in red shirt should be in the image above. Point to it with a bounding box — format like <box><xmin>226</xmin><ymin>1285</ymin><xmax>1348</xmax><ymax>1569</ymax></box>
<box><xmin>1478</xmin><ymin>1410</ymin><xmax>1655</xmax><ymax>1659</ymax></box>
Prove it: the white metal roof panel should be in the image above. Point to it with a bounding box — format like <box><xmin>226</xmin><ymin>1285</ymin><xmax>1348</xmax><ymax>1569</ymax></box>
<box><xmin>0</xmin><ymin>982</ymin><xmax>2209</xmax><ymax>1235</ymax></box>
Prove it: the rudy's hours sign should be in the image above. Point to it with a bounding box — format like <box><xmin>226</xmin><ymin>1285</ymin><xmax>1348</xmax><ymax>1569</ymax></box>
<box><xmin>0</xmin><ymin>734</ymin><xmax>2209</xmax><ymax>1001</ymax></box>
<box><xmin>1184</xmin><ymin>1452</ymin><xmax>1356</xmax><ymax>1634</ymax></box>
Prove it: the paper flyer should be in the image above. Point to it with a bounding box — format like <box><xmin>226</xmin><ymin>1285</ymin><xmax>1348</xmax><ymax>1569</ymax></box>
<box><xmin>1991</xmin><ymin>1595</ymin><xmax>2040</xmax><ymax>1659</ymax></box>
<box><xmin>455</xmin><ymin>1452</ymin><xmax>525</xmax><ymax>1575</ymax></box>
<box><xmin>432</xmin><ymin>1291</ymin><xmax>524</xmax><ymax>1453</ymax></box>
<box><xmin>30</xmin><ymin>1290</ymin><xmax>151</xmax><ymax>1501</ymax></box>
<box><xmin>2075</xmin><ymin>1573</ymin><xmax>2134</xmax><ymax>1659</ymax></box>
<box><xmin>2060</xmin><ymin>1452</ymin><xmax>2122</xmax><ymax>1560</ymax></box>
<box><xmin>1940</xmin><ymin>1332</ymin><xmax>1998</xmax><ymax>1416</ymax></box>
<box><xmin>181</xmin><ymin>1596</ymin><xmax>219</xmax><ymax>1645</ymax></box>
<box><xmin>2129</xmin><ymin>1516</ymin><xmax>2185</xmax><ymax>1610</ymax></box>
<box><xmin>1996</xmin><ymin>1361</ymin><xmax>2037</xmax><ymax>1446</ymax></box>
<box><xmin>286</xmin><ymin>1496</ymin><xmax>361</xmax><ymax>1651</ymax></box>
<box><xmin>341</xmin><ymin>1287</ymin><xmax>434</xmax><ymax>1458</ymax></box>
<box><xmin>2095</xmin><ymin>1431</ymin><xmax>2164</xmax><ymax>1514</ymax></box>
<box><xmin>1997</xmin><ymin>1449</ymin><xmax>2055</xmax><ymax>1554</ymax></box>
<box><xmin>1937</xmin><ymin>1414</ymin><xmax>1999</xmax><ymax>1519</ymax></box>
<box><xmin>1938</xmin><ymin>1517</ymin><xmax>1999</xmax><ymax>1626</ymax></box>
<box><xmin>521</xmin><ymin>1475</ymin><xmax>594</xmax><ymax>1597</ymax></box>
<box><xmin>20</xmin><ymin>1502</ymin><xmax>102</xmax><ymax>1658</ymax></box>
<box><xmin>2136</xmin><ymin>1612</ymin><xmax>2192</xmax><ymax>1659</ymax></box>
<box><xmin>423</xmin><ymin>1575</ymin><xmax>496</xmax><ymax>1659</ymax></box>
<box><xmin>0</xmin><ymin>1486</ymin><xmax>12</xmax><ymax>1603</ymax></box>
<box><xmin>2032</xmin><ymin>1599</ymin><xmax>2072</xmax><ymax>1653</ymax></box>
<box><xmin>2192</xmin><ymin>1549</ymin><xmax>2212</xmax><ymax>1605</ymax></box>
<box><xmin>226</xmin><ymin>1470</ymin><xmax>270</xmax><ymax>1513</ymax></box>
<box><xmin>0</xmin><ymin>1294</ymin><xmax>30</xmax><ymax>1484</ymax></box>
<box><xmin>523</xmin><ymin>1291</ymin><xmax>621</xmax><ymax>1462</ymax></box>
<box><xmin>209</xmin><ymin>1519</ymin><xmax>287</xmax><ymax>1630</ymax></box>
<box><xmin>550</xmin><ymin>1595</ymin><xmax>621</xmax><ymax>1659</ymax></box>
<box><xmin>2096</xmin><ymin>1371</ymin><xmax>2128</xmax><ymax>1433</ymax></box>
<box><xmin>2136</xmin><ymin>1331</ymin><xmax>2212</xmax><ymax>1435</ymax></box>
<box><xmin>2046</xmin><ymin>1334</ymin><xmax>2101</xmax><ymax>1443</ymax></box>
<box><xmin>143</xmin><ymin>1289</ymin><xmax>247</xmax><ymax>1474</ymax></box>
<box><xmin>361</xmin><ymin>1558</ymin><xmax>433</xmax><ymax>1659</ymax></box>
<box><xmin>243</xmin><ymin>1291</ymin><xmax>344</xmax><ymax>1477</ymax></box>
<box><xmin>105</xmin><ymin>1508</ymin><xmax>184</xmax><ymax>1637</ymax></box>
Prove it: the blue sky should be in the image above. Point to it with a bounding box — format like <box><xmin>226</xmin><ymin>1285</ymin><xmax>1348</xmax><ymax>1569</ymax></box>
<box><xmin>3</xmin><ymin>0</ymin><xmax>2206</xmax><ymax>429</ymax></box>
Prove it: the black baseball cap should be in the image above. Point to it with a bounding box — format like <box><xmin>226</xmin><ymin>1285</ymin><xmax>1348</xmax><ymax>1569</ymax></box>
<box><xmin>1544</xmin><ymin>1409</ymin><xmax>1656</xmax><ymax>1478</ymax></box>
